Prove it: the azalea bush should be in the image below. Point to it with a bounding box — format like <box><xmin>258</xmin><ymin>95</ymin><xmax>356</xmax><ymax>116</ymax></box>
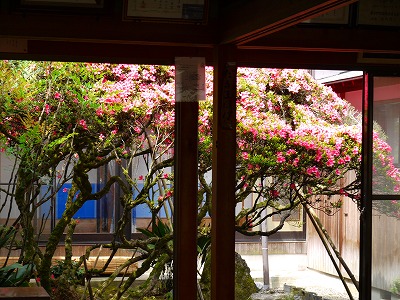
<box><xmin>232</xmin><ymin>68</ymin><xmax>363</xmax><ymax>234</ymax></box>
<box><xmin>0</xmin><ymin>60</ymin><xmax>399</xmax><ymax>299</ymax></box>
<box><xmin>0</xmin><ymin>61</ymin><xmax>176</xmax><ymax>297</ymax></box>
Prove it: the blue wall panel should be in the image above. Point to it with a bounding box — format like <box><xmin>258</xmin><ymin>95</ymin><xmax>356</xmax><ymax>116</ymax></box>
<box><xmin>55</xmin><ymin>182</ymin><xmax>171</xmax><ymax>220</ymax></box>
<box><xmin>56</xmin><ymin>183</ymin><xmax>96</xmax><ymax>219</ymax></box>
<box><xmin>132</xmin><ymin>183</ymin><xmax>171</xmax><ymax>218</ymax></box>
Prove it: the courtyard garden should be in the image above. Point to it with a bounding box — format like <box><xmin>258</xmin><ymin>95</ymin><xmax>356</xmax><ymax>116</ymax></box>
<box><xmin>0</xmin><ymin>61</ymin><xmax>399</xmax><ymax>299</ymax></box>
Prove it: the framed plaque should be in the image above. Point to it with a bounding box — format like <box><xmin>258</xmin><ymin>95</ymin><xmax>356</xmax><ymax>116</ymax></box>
<box><xmin>124</xmin><ymin>0</ymin><xmax>207</xmax><ymax>23</ymax></box>
<box><xmin>303</xmin><ymin>6</ymin><xmax>350</xmax><ymax>25</ymax></box>
<box><xmin>358</xmin><ymin>0</ymin><xmax>400</xmax><ymax>27</ymax></box>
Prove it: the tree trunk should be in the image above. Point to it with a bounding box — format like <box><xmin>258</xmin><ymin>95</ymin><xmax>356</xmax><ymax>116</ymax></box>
<box><xmin>14</xmin><ymin>172</ymin><xmax>38</xmax><ymax>266</ymax></box>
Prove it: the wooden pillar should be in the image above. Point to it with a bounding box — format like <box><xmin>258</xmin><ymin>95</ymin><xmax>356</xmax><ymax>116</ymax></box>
<box><xmin>360</xmin><ymin>72</ymin><xmax>372</xmax><ymax>300</ymax></box>
<box><xmin>173</xmin><ymin>58</ymin><xmax>203</xmax><ymax>300</ymax></box>
<box><xmin>211</xmin><ymin>45</ymin><xmax>237</xmax><ymax>300</ymax></box>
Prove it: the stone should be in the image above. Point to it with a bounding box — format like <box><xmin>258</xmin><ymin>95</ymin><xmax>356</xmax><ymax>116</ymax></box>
<box><xmin>255</xmin><ymin>281</ymin><xmax>264</xmax><ymax>290</ymax></box>
<box><xmin>199</xmin><ymin>252</ymin><xmax>259</xmax><ymax>300</ymax></box>
<box><xmin>284</xmin><ymin>284</ymin><xmax>293</xmax><ymax>293</ymax></box>
<box><xmin>250</xmin><ymin>289</ymin><xmax>289</xmax><ymax>300</ymax></box>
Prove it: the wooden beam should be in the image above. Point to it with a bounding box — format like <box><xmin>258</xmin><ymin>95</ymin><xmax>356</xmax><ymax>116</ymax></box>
<box><xmin>241</xmin><ymin>26</ymin><xmax>400</xmax><ymax>54</ymax></box>
<box><xmin>236</xmin><ymin>48</ymin><xmax>360</xmax><ymax>69</ymax></box>
<box><xmin>0</xmin><ymin>40</ymin><xmax>214</xmax><ymax>66</ymax></box>
<box><xmin>211</xmin><ymin>45</ymin><xmax>237</xmax><ymax>300</ymax></box>
<box><xmin>0</xmin><ymin>11</ymin><xmax>217</xmax><ymax>47</ymax></box>
<box><xmin>220</xmin><ymin>0</ymin><xmax>358</xmax><ymax>45</ymax></box>
<box><xmin>174</xmin><ymin>100</ymin><xmax>199</xmax><ymax>299</ymax></box>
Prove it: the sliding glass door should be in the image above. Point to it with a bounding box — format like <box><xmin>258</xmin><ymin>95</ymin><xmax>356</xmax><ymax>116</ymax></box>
<box><xmin>363</xmin><ymin>74</ymin><xmax>400</xmax><ymax>300</ymax></box>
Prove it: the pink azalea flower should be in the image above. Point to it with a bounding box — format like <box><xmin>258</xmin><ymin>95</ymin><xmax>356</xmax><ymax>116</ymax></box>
<box><xmin>276</xmin><ymin>152</ymin><xmax>286</xmax><ymax>163</ymax></box>
<box><xmin>242</xmin><ymin>152</ymin><xmax>249</xmax><ymax>160</ymax></box>
<box><xmin>306</xmin><ymin>166</ymin><xmax>320</xmax><ymax>177</ymax></box>
<box><xmin>326</xmin><ymin>158</ymin><xmax>334</xmax><ymax>167</ymax></box>
<box><xmin>79</xmin><ymin>119</ymin><xmax>88</xmax><ymax>130</ymax></box>
<box><xmin>270</xmin><ymin>189</ymin><xmax>279</xmax><ymax>198</ymax></box>
<box><xmin>96</xmin><ymin>108</ymin><xmax>104</xmax><ymax>116</ymax></box>
<box><xmin>45</xmin><ymin>104</ymin><xmax>50</xmax><ymax>114</ymax></box>
<box><xmin>286</xmin><ymin>149</ymin><xmax>296</xmax><ymax>155</ymax></box>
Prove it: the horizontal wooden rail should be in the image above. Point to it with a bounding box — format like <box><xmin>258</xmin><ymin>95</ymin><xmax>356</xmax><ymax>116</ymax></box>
<box><xmin>0</xmin><ymin>287</ymin><xmax>50</xmax><ymax>299</ymax></box>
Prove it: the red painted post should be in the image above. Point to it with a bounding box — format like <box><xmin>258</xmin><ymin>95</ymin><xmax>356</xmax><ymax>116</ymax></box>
<box><xmin>173</xmin><ymin>58</ymin><xmax>204</xmax><ymax>300</ymax></box>
<box><xmin>211</xmin><ymin>45</ymin><xmax>237</xmax><ymax>300</ymax></box>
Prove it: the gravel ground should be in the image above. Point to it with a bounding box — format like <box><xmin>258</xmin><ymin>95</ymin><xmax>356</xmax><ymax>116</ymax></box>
<box><xmin>250</xmin><ymin>271</ymin><xmax>359</xmax><ymax>300</ymax></box>
<box><xmin>275</xmin><ymin>269</ymin><xmax>359</xmax><ymax>300</ymax></box>
<box><xmin>250</xmin><ymin>285</ymin><xmax>357</xmax><ymax>300</ymax></box>
<box><xmin>243</xmin><ymin>255</ymin><xmax>359</xmax><ymax>300</ymax></box>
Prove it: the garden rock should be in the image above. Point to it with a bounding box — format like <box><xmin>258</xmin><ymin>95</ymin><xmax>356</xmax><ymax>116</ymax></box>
<box><xmin>199</xmin><ymin>252</ymin><xmax>259</xmax><ymax>300</ymax></box>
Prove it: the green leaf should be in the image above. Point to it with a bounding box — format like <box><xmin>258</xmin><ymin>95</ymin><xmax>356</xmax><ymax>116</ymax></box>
<box><xmin>153</xmin><ymin>219</ymin><xmax>171</xmax><ymax>237</ymax></box>
<box><xmin>47</xmin><ymin>132</ymin><xmax>77</xmax><ymax>149</ymax></box>
<box><xmin>0</xmin><ymin>262</ymin><xmax>34</xmax><ymax>287</ymax></box>
<box><xmin>137</xmin><ymin>228</ymin><xmax>156</xmax><ymax>238</ymax></box>
<box><xmin>0</xmin><ymin>263</ymin><xmax>23</xmax><ymax>273</ymax></box>
<box><xmin>0</xmin><ymin>226</ymin><xmax>16</xmax><ymax>249</ymax></box>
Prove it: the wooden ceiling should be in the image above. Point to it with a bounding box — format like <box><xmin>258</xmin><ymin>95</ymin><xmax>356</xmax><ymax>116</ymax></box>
<box><xmin>0</xmin><ymin>0</ymin><xmax>400</xmax><ymax>69</ymax></box>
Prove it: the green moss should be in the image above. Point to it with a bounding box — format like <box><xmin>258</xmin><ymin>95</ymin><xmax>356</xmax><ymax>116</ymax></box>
<box><xmin>199</xmin><ymin>252</ymin><xmax>259</xmax><ymax>300</ymax></box>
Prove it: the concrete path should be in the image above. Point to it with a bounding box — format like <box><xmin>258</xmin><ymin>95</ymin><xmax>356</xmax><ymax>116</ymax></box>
<box><xmin>133</xmin><ymin>253</ymin><xmax>358</xmax><ymax>299</ymax></box>
<box><xmin>242</xmin><ymin>254</ymin><xmax>359</xmax><ymax>300</ymax></box>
